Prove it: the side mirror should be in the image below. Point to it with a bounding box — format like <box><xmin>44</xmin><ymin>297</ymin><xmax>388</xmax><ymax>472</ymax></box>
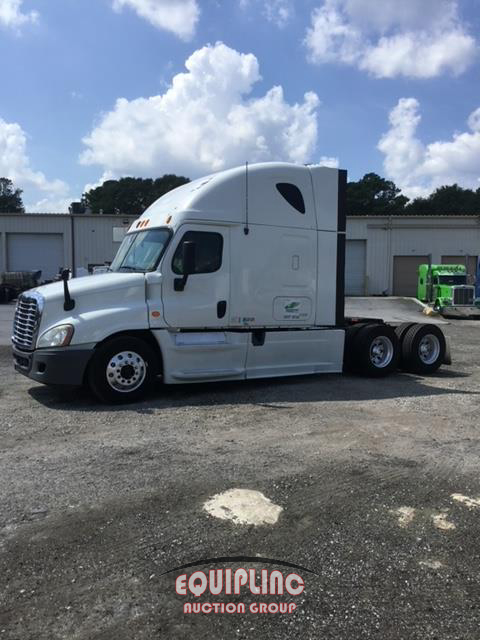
<box><xmin>174</xmin><ymin>241</ymin><xmax>196</xmax><ymax>291</ymax></box>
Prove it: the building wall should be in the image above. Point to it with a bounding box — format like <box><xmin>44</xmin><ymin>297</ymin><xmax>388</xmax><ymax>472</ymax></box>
<box><xmin>0</xmin><ymin>214</ymin><xmax>137</xmax><ymax>278</ymax></box>
<box><xmin>72</xmin><ymin>216</ymin><xmax>136</xmax><ymax>272</ymax></box>
<box><xmin>346</xmin><ymin>216</ymin><xmax>480</xmax><ymax>295</ymax></box>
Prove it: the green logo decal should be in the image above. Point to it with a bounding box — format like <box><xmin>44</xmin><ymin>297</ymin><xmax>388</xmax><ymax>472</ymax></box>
<box><xmin>285</xmin><ymin>302</ymin><xmax>300</xmax><ymax>312</ymax></box>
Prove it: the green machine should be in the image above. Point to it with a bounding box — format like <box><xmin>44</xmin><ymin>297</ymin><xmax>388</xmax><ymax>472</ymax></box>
<box><xmin>418</xmin><ymin>263</ymin><xmax>480</xmax><ymax>316</ymax></box>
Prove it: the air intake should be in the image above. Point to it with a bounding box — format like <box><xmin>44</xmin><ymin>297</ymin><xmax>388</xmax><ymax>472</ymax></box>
<box><xmin>452</xmin><ymin>286</ymin><xmax>474</xmax><ymax>306</ymax></box>
<box><xmin>12</xmin><ymin>293</ymin><xmax>43</xmax><ymax>351</ymax></box>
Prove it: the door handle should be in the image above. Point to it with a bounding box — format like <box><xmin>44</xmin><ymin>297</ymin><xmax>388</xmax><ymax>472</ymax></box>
<box><xmin>217</xmin><ymin>300</ymin><xmax>227</xmax><ymax>319</ymax></box>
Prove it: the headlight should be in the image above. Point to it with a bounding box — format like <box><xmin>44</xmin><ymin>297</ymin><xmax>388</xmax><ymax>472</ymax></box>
<box><xmin>37</xmin><ymin>324</ymin><xmax>74</xmax><ymax>348</ymax></box>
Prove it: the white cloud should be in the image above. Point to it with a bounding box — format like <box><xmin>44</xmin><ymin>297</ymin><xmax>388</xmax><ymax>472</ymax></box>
<box><xmin>83</xmin><ymin>171</ymin><xmax>116</xmax><ymax>196</ymax></box>
<box><xmin>378</xmin><ymin>98</ymin><xmax>480</xmax><ymax>198</ymax></box>
<box><xmin>305</xmin><ymin>0</ymin><xmax>476</xmax><ymax>78</ymax></box>
<box><xmin>317</xmin><ymin>156</ymin><xmax>339</xmax><ymax>168</ymax></box>
<box><xmin>264</xmin><ymin>0</ymin><xmax>293</xmax><ymax>27</ymax></box>
<box><xmin>27</xmin><ymin>195</ymin><xmax>73</xmax><ymax>214</ymax></box>
<box><xmin>0</xmin><ymin>117</ymin><xmax>71</xmax><ymax>211</ymax></box>
<box><xmin>240</xmin><ymin>0</ymin><xmax>294</xmax><ymax>27</ymax></box>
<box><xmin>342</xmin><ymin>0</ymin><xmax>457</xmax><ymax>33</ymax></box>
<box><xmin>0</xmin><ymin>0</ymin><xmax>38</xmax><ymax>28</ymax></box>
<box><xmin>81</xmin><ymin>42</ymin><xmax>320</xmax><ymax>180</ymax></box>
<box><xmin>112</xmin><ymin>0</ymin><xmax>199</xmax><ymax>40</ymax></box>
<box><xmin>264</xmin><ymin>0</ymin><xmax>294</xmax><ymax>27</ymax></box>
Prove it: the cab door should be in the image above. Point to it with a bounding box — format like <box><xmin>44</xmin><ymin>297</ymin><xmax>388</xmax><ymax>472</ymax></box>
<box><xmin>161</xmin><ymin>224</ymin><xmax>230</xmax><ymax>329</ymax></box>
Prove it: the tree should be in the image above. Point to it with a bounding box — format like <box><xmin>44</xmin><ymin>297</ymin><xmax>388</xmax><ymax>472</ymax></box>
<box><xmin>0</xmin><ymin>178</ymin><xmax>24</xmax><ymax>213</ymax></box>
<box><xmin>346</xmin><ymin>173</ymin><xmax>408</xmax><ymax>216</ymax></box>
<box><xmin>82</xmin><ymin>175</ymin><xmax>190</xmax><ymax>215</ymax></box>
<box><xmin>405</xmin><ymin>184</ymin><xmax>480</xmax><ymax>215</ymax></box>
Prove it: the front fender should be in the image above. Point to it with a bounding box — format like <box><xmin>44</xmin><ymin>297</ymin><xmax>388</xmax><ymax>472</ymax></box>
<box><xmin>437</xmin><ymin>297</ymin><xmax>452</xmax><ymax>309</ymax></box>
<box><xmin>67</xmin><ymin>304</ymin><xmax>150</xmax><ymax>345</ymax></box>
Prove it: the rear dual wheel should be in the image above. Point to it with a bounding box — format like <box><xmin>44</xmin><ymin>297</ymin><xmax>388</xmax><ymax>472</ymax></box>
<box><xmin>345</xmin><ymin>323</ymin><xmax>399</xmax><ymax>377</ymax></box>
<box><xmin>398</xmin><ymin>323</ymin><xmax>446</xmax><ymax>374</ymax></box>
<box><xmin>344</xmin><ymin>322</ymin><xmax>446</xmax><ymax>377</ymax></box>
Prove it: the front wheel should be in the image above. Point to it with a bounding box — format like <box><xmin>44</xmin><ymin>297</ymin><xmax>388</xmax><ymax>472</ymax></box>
<box><xmin>87</xmin><ymin>336</ymin><xmax>158</xmax><ymax>403</ymax></box>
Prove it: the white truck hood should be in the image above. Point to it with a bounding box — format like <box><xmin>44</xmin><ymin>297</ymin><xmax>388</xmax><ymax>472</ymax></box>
<box><xmin>27</xmin><ymin>272</ymin><xmax>149</xmax><ymax>347</ymax></box>
<box><xmin>31</xmin><ymin>272</ymin><xmax>146</xmax><ymax>302</ymax></box>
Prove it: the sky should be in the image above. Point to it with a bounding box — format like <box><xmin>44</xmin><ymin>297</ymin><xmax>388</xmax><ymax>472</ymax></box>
<box><xmin>0</xmin><ymin>0</ymin><xmax>479</xmax><ymax>212</ymax></box>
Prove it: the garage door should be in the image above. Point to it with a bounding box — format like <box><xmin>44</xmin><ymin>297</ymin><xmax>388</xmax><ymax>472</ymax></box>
<box><xmin>393</xmin><ymin>255</ymin><xmax>429</xmax><ymax>297</ymax></box>
<box><xmin>345</xmin><ymin>240</ymin><xmax>366</xmax><ymax>295</ymax></box>
<box><xmin>7</xmin><ymin>233</ymin><xmax>64</xmax><ymax>281</ymax></box>
<box><xmin>442</xmin><ymin>255</ymin><xmax>478</xmax><ymax>283</ymax></box>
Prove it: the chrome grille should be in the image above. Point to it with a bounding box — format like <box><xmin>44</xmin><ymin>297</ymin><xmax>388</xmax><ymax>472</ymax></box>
<box><xmin>12</xmin><ymin>293</ymin><xmax>43</xmax><ymax>351</ymax></box>
<box><xmin>452</xmin><ymin>286</ymin><xmax>474</xmax><ymax>306</ymax></box>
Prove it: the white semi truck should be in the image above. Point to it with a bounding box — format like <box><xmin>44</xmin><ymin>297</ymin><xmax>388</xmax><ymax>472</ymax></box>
<box><xmin>12</xmin><ymin>163</ymin><xmax>449</xmax><ymax>403</ymax></box>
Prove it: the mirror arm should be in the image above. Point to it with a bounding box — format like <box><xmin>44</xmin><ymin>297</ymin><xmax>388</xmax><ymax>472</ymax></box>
<box><xmin>62</xmin><ymin>269</ymin><xmax>75</xmax><ymax>311</ymax></box>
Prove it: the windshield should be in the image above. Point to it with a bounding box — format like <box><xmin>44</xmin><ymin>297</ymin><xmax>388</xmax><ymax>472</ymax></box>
<box><xmin>111</xmin><ymin>228</ymin><xmax>171</xmax><ymax>272</ymax></box>
<box><xmin>438</xmin><ymin>275</ymin><xmax>467</xmax><ymax>285</ymax></box>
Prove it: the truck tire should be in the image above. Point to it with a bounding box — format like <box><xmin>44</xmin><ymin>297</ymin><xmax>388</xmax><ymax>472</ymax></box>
<box><xmin>394</xmin><ymin>323</ymin><xmax>415</xmax><ymax>369</ymax></box>
<box><xmin>87</xmin><ymin>336</ymin><xmax>158</xmax><ymax>404</ymax></box>
<box><xmin>395</xmin><ymin>322</ymin><xmax>415</xmax><ymax>344</ymax></box>
<box><xmin>343</xmin><ymin>323</ymin><xmax>369</xmax><ymax>372</ymax></box>
<box><xmin>351</xmin><ymin>324</ymin><xmax>399</xmax><ymax>377</ymax></box>
<box><xmin>401</xmin><ymin>323</ymin><xmax>446</xmax><ymax>374</ymax></box>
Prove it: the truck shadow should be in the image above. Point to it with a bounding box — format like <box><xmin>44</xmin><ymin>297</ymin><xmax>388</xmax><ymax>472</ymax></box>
<box><xmin>28</xmin><ymin>368</ymin><xmax>477</xmax><ymax>413</ymax></box>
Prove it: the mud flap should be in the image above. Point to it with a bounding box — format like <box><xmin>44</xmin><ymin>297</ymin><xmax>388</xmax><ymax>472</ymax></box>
<box><xmin>443</xmin><ymin>335</ymin><xmax>452</xmax><ymax>365</ymax></box>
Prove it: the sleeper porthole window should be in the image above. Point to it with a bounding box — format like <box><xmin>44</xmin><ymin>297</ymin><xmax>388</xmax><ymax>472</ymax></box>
<box><xmin>276</xmin><ymin>183</ymin><xmax>306</xmax><ymax>214</ymax></box>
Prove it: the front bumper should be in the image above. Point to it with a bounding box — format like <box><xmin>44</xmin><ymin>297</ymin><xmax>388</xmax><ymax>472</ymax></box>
<box><xmin>441</xmin><ymin>306</ymin><xmax>480</xmax><ymax>318</ymax></box>
<box><xmin>12</xmin><ymin>344</ymin><xmax>95</xmax><ymax>386</ymax></box>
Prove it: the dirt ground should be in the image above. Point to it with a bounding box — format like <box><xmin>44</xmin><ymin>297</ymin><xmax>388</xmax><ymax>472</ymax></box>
<box><xmin>1</xmin><ymin>319</ymin><xmax>480</xmax><ymax>639</ymax></box>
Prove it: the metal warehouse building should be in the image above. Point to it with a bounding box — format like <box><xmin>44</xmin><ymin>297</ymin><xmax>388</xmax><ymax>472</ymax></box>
<box><xmin>0</xmin><ymin>214</ymin><xmax>137</xmax><ymax>280</ymax></box>
<box><xmin>346</xmin><ymin>215</ymin><xmax>480</xmax><ymax>296</ymax></box>
<box><xmin>1</xmin><ymin>212</ymin><xmax>479</xmax><ymax>296</ymax></box>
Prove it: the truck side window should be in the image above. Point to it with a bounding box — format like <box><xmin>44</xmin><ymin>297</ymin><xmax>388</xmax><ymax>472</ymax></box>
<box><xmin>276</xmin><ymin>183</ymin><xmax>306</xmax><ymax>214</ymax></box>
<box><xmin>172</xmin><ymin>231</ymin><xmax>223</xmax><ymax>275</ymax></box>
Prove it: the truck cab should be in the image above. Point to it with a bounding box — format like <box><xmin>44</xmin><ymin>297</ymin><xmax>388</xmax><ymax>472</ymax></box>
<box><xmin>418</xmin><ymin>263</ymin><xmax>480</xmax><ymax>316</ymax></box>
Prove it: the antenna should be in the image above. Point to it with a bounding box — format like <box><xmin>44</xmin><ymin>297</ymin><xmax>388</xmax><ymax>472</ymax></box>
<box><xmin>244</xmin><ymin>161</ymin><xmax>249</xmax><ymax>235</ymax></box>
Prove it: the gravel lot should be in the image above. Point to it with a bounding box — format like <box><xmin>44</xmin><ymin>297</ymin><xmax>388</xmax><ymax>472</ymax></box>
<box><xmin>1</xmin><ymin>310</ymin><xmax>480</xmax><ymax>639</ymax></box>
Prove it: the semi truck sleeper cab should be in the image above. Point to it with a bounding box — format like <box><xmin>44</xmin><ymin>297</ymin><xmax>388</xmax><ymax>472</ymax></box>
<box><xmin>12</xmin><ymin>162</ymin><xmax>449</xmax><ymax>403</ymax></box>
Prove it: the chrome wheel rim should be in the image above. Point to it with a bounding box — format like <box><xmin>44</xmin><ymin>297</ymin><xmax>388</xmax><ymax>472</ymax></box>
<box><xmin>418</xmin><ymin>334</ymin><xmax>441</xmax><ymax>365</ymax></box>
<box><xmin>369</xmin><ymin>336</ymin><xmax>394</xmax><ymax>368</ymax></box>
<box><xmin>106</xmin><ymin>351</ymin><xmax>146</xmax><ymax>393</ymax></box>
